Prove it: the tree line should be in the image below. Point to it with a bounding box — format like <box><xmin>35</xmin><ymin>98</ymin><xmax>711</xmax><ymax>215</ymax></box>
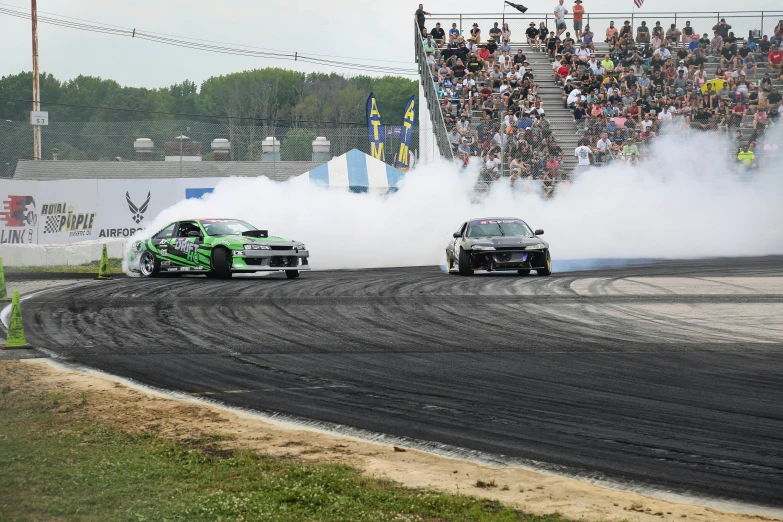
<box><xmin>0</xmin><ymin>68</ymin><xmax>418</xmax><ymax>125</ymax></box>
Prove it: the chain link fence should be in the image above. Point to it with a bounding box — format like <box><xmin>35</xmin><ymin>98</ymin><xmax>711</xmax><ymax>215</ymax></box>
<box><xmin>0</xmin><ymin>119</ymin><xmax>428</xmax><ymax>178</ymax></box>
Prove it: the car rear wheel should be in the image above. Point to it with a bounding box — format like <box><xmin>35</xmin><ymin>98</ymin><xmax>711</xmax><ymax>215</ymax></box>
<box><xmin>286</xmin><ymin>270</ymin><xmax>300</xmax><ymax>279</ymax></box>
<box><xmin>537</xmin><ymin>251</ymin><xmax>552</xmax><ymax>277</ymax></box>
<box><xmin>211</xmin><ymin>248</ymin><xmax>233</xmax><ymax>279</ymax></box>
<box><xmin>446</xmin><ymin>250</ymin><xmax>456</xmax><ymax>273</ymax></box>
<box><xmin>139</xmin><ymin>251</ymin><xmax>160</xmax><ymax>278</ymax></box>
<box><xmin>517</xmin><ymin>269</ymin><xmax>531</xmax><ymax>276</ymax></box>
<box><xmin>458</xmin><ymin>248</ymin><xmax>474</xmax><ymax>276</ymax></box>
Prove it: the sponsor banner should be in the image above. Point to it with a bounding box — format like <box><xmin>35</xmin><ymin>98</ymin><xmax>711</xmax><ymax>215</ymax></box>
<box><xmin>394</xmin><ymin>95</ymin><xmax>416</xmax><ymax>172</ymax></box>
<box><xmin>185</xmin><ymin>188</ymin><xmax>214</xmax><ymax>200</ymax></box>
<box><xmin>37</xmin><ymin>180</ymin><xmax>99</xmax><ymax>242</ymax></box>
<box><xmin>0</xmin><ymin>177</ymin><xmax>223</xmax><ymax>245</ymax></box>
<box><xmin>366</xmin><ymin>93</ymin><xmax>386</xmax><ymax>161</ymax></box>
<box><xmin>0</xmin><ymin>181</ymin><xmax>41</xmax><ymax>245</ymax></box>
<box><xmin>176</xmin><ymin>178</ymin><xmax>223</xmax><ymax>201</ymax></box>
<box><xmin>96</xmin><ymin>179</ymin><xmax>179</xmax><ymax>239</ymax></box>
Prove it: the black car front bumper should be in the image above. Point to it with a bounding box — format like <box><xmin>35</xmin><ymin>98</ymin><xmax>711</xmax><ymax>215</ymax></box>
<box><xmin>470</xmin><ymin>249</ymin><xmax>548</xmax><ymax>271</ymax></box>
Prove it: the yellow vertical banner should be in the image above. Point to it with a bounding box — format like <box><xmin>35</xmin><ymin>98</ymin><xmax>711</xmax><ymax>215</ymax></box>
<box><xmin>394</xmin><ymin>96</ymin><xmax>416</xmax><ymax>171</ymax></box>
<box><xmin>366</xmin><ymin>93</ymin><xmax>385</xmax><ymax>161</ymax></box>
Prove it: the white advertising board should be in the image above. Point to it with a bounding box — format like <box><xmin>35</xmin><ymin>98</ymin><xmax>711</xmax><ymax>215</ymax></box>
<box><xmin>0</xmin><ymin>180</ymin><xmax>43</xmax><ymax>245</ymax></box>
<box><xmin>0</xmin><ymin>177</ymin><xmax>221</xmax><ymax>246</ymax></box>
<box><xmin>96</xmin><ymin>179</ymin><xmax>179</xmax><ymax>240</ymax></box>
<box><xmin>36</xmin><ymin>180</ymin><xmax>99</xmax><ymax>243</ymax></box>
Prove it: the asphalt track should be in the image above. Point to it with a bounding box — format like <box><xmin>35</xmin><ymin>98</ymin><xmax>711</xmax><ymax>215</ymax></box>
<box><xmin>21</xmin><ymin>257</ymin><xmax>783</xmax><ymax>508</ymax></box>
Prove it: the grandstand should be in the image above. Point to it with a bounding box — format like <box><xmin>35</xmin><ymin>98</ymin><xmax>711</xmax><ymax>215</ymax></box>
<box><xmin>415</xmin><ymin>10</ymin><xmax>783</xmax><ymax>196</ymax></box>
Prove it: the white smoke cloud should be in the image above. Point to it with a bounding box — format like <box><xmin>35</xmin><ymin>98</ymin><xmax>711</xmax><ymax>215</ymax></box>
<box><xmin>125</xmin><ymin>126</ymin><xmax>783</xmax><ymax>273</ymax></box>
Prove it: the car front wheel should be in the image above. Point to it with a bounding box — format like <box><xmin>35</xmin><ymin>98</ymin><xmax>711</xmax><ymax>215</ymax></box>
<box><xmin>211</xmin><ymin>248</ymin><xmax>233</xmax><ymax>279</ymax></box>
<box><xmin>286</xmin><ymin>270</ymin><xmax>300</xmax><ymax>279</ymax></box>
<box><xmin>537</xmin><ymin>251</ymin><xmax>552</xmax><ymax>277</ymax></box>
<box><xmin>458</xmin><ymin>248</ymin><xmax>474</xmax><ymax>276</ymax></box>
<box><xmin>139</xmin><ymin>251</ymin><xmax>160</xmax><ymax>278</ymax></box>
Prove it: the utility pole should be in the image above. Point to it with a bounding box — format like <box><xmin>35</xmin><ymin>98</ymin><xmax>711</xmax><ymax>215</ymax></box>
<box><xmin>31</xmin><ymin>0</ymin><xmax>41</xmax><ymax>160</ymax></box>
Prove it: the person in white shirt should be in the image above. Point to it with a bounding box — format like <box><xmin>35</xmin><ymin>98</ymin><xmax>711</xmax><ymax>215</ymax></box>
<box><xmin>554</xmin><ymin>0</ymin><xmax>568</xmax><ymax>36</ymax></box>
<box><xmin>504</xmin><ymin>111</ymin><xmax>518</xmax><ymax>128</ymax></box>
<box><xmin>593</xmin><ymin>132</ymin><xmax>612</xmax><ymax>162</ymax></box>
<box><xmin>641</xmin><ymin>114</ymin><xmax>654</xmax><ymax>131</ymax></box>
<box><xmin>658</xmin><ymin>107</ymin><xmax>673</xmax><ymax>121</ymax></box>
<box><xmin>497</xmin><ymin>50</ymin><xmax>510</xmax><ymax>69</ymax></box>
<box><xmin>653</xmin><ymin>45</ymin><xmax>671</xmax><ymax>61</ymax></box>
<box><xmin>456</xmin><ymin>116</ymin><xmax>471</xmax><ymax>135</ymax></box>
<box><xmin>566</xmin><ymin>87</ymin><xmax>584</xmax><ymax>107</ymax></box>
<box><xmin>483</xmin><ymin>152</ymin><xmax>501</xmax><ymax>178</ymax></box>
<box><xmin>575</xmin><ymin>44</ymin><xmax>592</xmax><ymax>63</ymax></box>
<box><xmin>574</xmin><ymin>141</ymin><xmax>593</xmax><ymax>167</ymax></box>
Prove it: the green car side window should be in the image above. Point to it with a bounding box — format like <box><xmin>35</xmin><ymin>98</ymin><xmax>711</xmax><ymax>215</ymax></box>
<box><xmin>153</xmin><ymin>223</ymin><xmax>176</xmax><ymax>239</ymax></box>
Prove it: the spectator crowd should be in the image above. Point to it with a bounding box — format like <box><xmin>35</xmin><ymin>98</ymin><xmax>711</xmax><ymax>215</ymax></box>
<box><xmin>415</xmin><ymin>3</ymin><xmax>782</xmax><ymax>195</ymax></box>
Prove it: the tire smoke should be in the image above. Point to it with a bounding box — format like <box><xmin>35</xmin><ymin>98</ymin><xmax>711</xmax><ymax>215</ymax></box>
<box><xmin>125</xmin><ymin>126</ymin><xmax>783</xmax><ymax>272</ymax></box>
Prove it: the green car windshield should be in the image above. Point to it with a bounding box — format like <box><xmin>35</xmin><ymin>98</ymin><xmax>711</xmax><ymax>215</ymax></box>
<box><xmin>199</xmin><ymin>219</ymin><xmax>256</xmax><ymax>237</ymax></box>
<box><xmin>467</xmin><ymin>220</ymin><xmax>534</xmax><ymax>238</ymax></box>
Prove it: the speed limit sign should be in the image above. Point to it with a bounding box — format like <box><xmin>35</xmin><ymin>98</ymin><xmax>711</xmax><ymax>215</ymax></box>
<box><xmin>30</xmin><ymin>111</ymin><xmax>49</xmax><ymax>126</ymax></box>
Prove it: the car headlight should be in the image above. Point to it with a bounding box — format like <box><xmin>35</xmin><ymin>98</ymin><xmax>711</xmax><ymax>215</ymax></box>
<box><xmin>244</xmin><ymin>244</ymin><xmax>271</xmax><ymax>250</ymax></box>
<box><xmin>472</xmin><ymin>245</ymin><xmax>496</xmax><ymax>251</ymax></box>
<box><xmin>526</xmin><ymin>243</ymin><xmax>546</xmax><ymax>250</ymax></box>
<box><xmin>296</xmin><ymin>244</ymin><xmax>307</xmax><ymax>251</ymax></box>
<box><xmin>132</xmin><ymin>241</ymin><xmax>143</xmax><ymax>252</ymax></box>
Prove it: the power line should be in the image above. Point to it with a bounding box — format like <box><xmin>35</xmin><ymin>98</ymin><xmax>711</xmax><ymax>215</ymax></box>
<box><xmin>0</xmin><ymin>95</ymin><xmax>370</xmax><ymax>126</ymax></box>
<box><xmin>0</xmin><ymin>1</ymin><xmax>415</xmax><ymax>65</ymax></box>
<box><xmin>0</xmin><ymin>4</ymin><xmax>419</xmax><ymax>76</ymax></box>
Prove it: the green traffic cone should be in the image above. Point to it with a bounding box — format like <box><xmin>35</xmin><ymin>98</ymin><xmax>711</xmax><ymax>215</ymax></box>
<box><xmin>97</xmin><ymin>244</ymin><xmax>111</xmax><ymax>280</ymax></box>
<box><xmin>0</xmin><ymin>257</ymin><xmax>8</xmax><ymax>301</ymax></box>
<box><xmin>5</xmin><ymin>290</ymin><xmax>28</xmax><ymax>349</ymax></box>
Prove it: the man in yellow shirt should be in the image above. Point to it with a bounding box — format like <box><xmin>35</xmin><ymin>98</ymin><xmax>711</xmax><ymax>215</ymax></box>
<box><xmin>601</xmin><ymin>54</ymin><xmax>614</xmax><ymax>72</ymax></box>
<box><xmin>737</xmin><ymin>146</ymin><xmax>755</xmax><ymax>166</ymax></box>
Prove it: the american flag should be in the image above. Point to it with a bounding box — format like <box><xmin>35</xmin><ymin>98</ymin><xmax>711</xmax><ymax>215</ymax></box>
<box><xmin>634</xmin><ymin>0</ymin><xmax>644</xmax><ymax>7</ymax></box>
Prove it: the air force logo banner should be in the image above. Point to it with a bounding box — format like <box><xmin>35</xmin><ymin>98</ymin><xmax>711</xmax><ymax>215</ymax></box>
<box><xmin>96</xmin><ymin>179</ymin><xmax>178</xmax><ymax>239</ymax></box>
<box><xmin>127</xmin><ymin>191</ymin><xmax>151</xmax><ymax>224</ymax></box>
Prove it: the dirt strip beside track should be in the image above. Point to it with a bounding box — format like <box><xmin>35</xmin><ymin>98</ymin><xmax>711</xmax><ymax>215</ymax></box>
<box><xmin>2</xmin><ymin>359</ymin><xmax>779</xmax><ymax>522</ymax></box>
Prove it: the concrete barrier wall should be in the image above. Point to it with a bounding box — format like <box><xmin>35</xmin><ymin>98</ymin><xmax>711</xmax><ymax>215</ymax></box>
<box><xmin>0</xmin><ymin>239</ymin><xmax>128</xmax><ymax>267</ymax></box>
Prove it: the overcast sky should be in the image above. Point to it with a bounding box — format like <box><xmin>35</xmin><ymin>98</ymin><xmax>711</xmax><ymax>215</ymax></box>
<box><xmin>1</xmin><ymin>0</ymin><xmax>780</xmax><ymax>89</ymax></box>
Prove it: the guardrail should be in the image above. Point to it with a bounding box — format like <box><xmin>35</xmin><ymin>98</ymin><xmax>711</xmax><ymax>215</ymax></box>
<box><xmin>414</xmin><ymin>22</ymin><xmax>455</xmax><ymax>161</ymax></box>
<box><xmin>425</xmin><ymin>10</ymin><xmax>783</xmax><ymax>45</ymax></box>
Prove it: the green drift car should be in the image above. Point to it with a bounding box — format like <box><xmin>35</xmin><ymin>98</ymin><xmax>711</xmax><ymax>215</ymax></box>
<box><xmin>128</xmin><ymin>219</ymin><xmax>309</xmax><ymax>279</ymax></box>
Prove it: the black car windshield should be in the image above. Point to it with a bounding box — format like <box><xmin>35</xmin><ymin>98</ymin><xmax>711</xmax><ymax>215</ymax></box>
<box><xmin>199</xmin><ymin>219</ymin><xmax>256</xmax><ymax>236</ymax></box>
<box><xmin>466</xmin><ymin>219</ymin><xmax>534</xmax><ymax>238</ymax></box>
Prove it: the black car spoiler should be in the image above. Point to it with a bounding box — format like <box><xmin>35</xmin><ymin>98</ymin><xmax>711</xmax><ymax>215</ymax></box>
<box><xmin>242</xmin><ymin>230</ymin><xmax>269</xmax><ymax>238</ymax></box>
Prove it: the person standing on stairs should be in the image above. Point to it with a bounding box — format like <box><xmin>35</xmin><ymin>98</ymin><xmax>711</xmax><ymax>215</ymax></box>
<box><xmin>572</xmin><ymin>0</ymin><xmax>584</xmax><ymax>42</ymax></box>
<box><xmin>554</xmin><ymin>0</ymin><xmax>568</xmax><ymax>37</ymax></box>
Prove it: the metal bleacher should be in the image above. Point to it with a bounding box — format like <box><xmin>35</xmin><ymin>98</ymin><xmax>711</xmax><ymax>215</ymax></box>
<box><xmin>415</xmin><ymin>10</ymin><xmax>783</xmax><ymax>174</ymax></box>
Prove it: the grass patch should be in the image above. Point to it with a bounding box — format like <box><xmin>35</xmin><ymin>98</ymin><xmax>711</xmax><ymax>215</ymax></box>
<box><xmin>0</xmin><ymin>378</ymin><xmax>576</xmax><ymax>522</ymax></box>
<box><xmin>7</xmin><ymin>258</ymin><xmax>123</xmax><ymax>274</ymax></box>
<box><xmin>475</xmin><ymin>479</ymin><xmax>497</xmax><ymax>489</ymax></box>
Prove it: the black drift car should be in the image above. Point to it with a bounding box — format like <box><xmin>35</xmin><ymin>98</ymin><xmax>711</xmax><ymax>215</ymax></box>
<box><xmin>445</xmin><ymin>217</ymin><xmax>552</xmax><ymax>276</ymax></box>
